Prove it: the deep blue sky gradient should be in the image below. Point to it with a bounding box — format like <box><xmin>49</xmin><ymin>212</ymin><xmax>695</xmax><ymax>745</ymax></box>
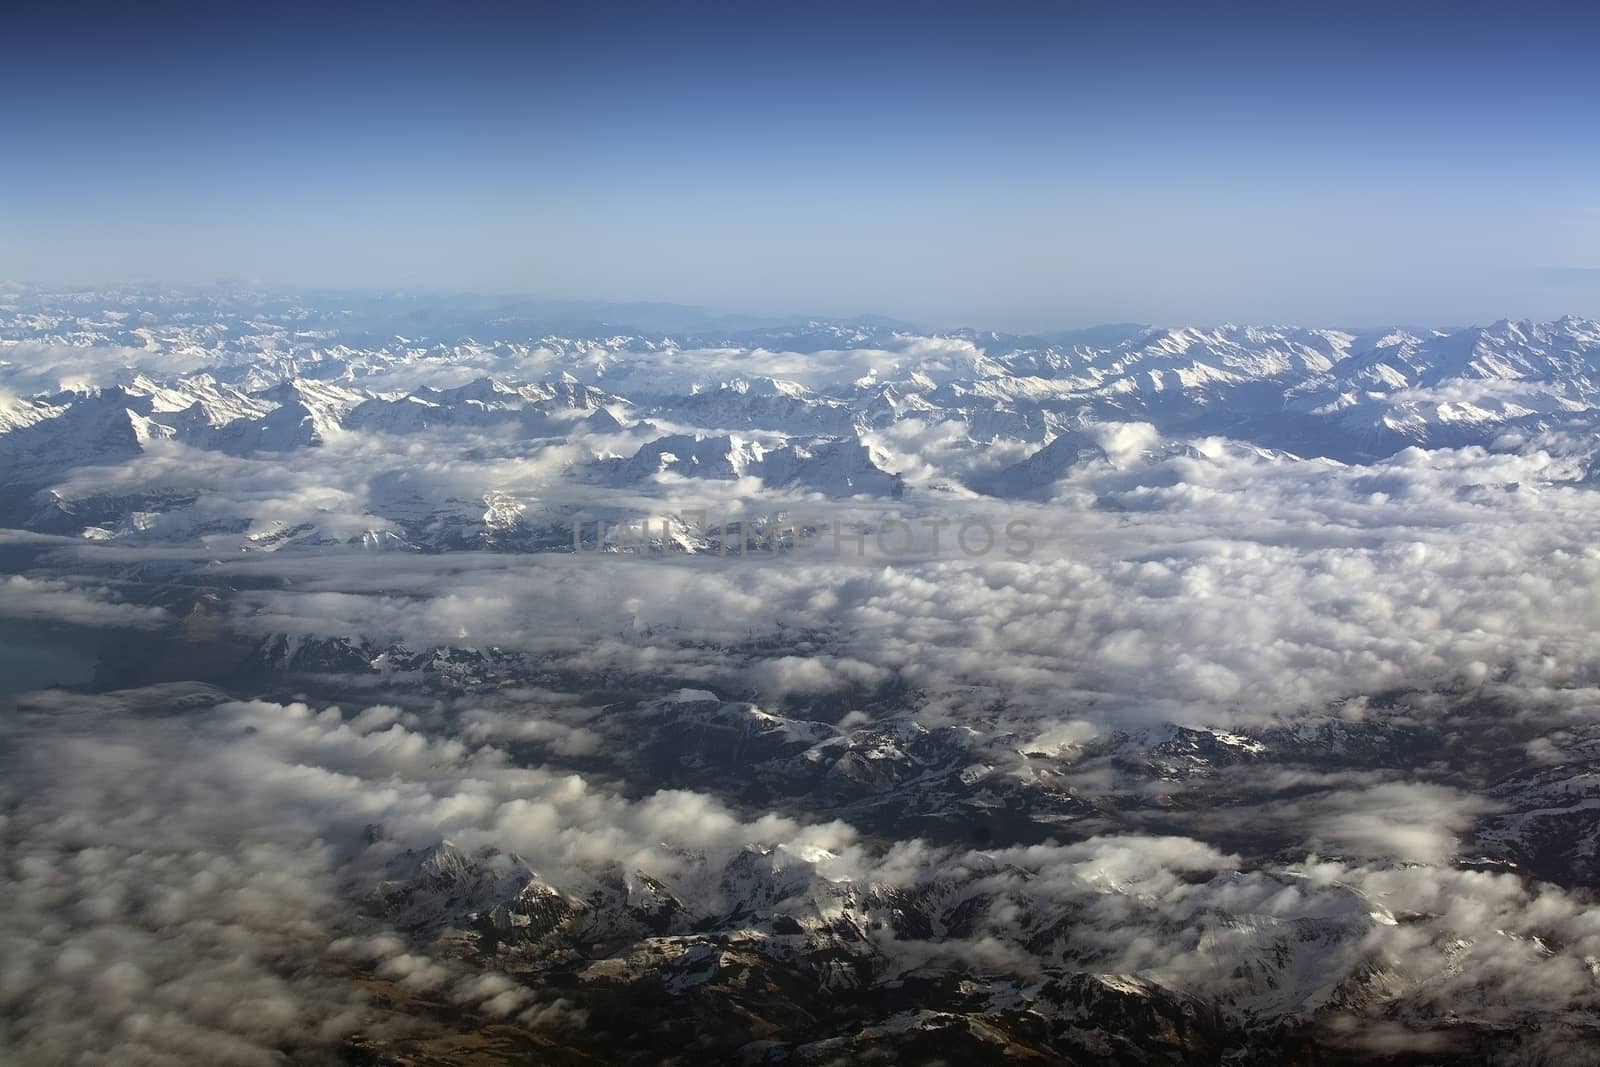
<box><xmin>4</xmin><ymin>0</ymin><xmax>1598</xmax><ymax>328</ymax></box>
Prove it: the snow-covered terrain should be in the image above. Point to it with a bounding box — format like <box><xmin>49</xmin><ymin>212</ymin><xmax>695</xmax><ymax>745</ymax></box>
<box><xmin>5</xmin><ymin>287</ymin><xmax>1600</xmax><ymax>550</ymax></box>
<box><xmin>6</xmin><ymin>287</ymin><xmax>1600</xmax><ymax>1065</ymax></box>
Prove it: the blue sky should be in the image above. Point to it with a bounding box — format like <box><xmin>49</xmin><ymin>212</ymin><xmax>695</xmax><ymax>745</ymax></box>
<box><xmin>3</xmin><ymin>0</ymin><xmax>1598</xmax><ymax>329</ymax></box>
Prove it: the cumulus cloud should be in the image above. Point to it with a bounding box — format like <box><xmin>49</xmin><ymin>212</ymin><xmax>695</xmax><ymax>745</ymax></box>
<box><xmin>85</xmin><ymin>432</ymin><xmax>1577</xmax><ymax>753</ymax></box>
<box><xmin>0</xmin><ymin>575</ymin><xmax>170</xmax><ymax>628</ymax></box>
<box><xmin>0</xmin><ymin>686</ymin><xmax>792</xmax><ymax>1061</ymax></box>
<box><xmin>9</xmin><ymin>680</ymin><xmax>1600</xmax><ymax>1063</ymax></box>
<box><xmin>1</xmin><ymin>686</ymin><xmax>371</xmax><ymax>1064</ymax></box>
<box><xmin>0</xmin><ymin>342</ymin><xmax>217</xmax><ymax>393</ymax></box>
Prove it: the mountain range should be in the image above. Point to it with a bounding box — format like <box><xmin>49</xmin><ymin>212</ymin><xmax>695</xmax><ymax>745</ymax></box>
<box><xmin>6</xmin><ymin>288</ymin><xmax>1600</xmax><ymax>549</ymax></box>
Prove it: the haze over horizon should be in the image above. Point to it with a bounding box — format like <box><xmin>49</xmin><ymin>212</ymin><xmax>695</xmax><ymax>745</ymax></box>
<box><xmin>4</xmin><ymin>0</ymin><xmax>1598</xmax><ymax>330</ymax></box>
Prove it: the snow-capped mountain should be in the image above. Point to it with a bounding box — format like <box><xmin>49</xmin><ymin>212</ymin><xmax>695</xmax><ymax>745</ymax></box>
<box><xmin>598</xmin><ymin>432</ymin><xmax>903</xmax><ymax>497</ymax></box>
<box><xmin>6</xmin><ymin>287</ymin><xmax>1600</xmax><ymax>541</ymax></box>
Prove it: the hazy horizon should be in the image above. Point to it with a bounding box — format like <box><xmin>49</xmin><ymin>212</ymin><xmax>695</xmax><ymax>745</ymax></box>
<box><xmin>3</xmin><ymin>278</ymin><xmax>1595</xmax><ymax>337</ymax></box>
<box><xmin>4</xmin><ymin>1</ymin><xmax>1598</xmax><ymax>329</ymax></box>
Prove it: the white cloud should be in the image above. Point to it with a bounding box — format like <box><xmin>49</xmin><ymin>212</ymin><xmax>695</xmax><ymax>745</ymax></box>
<box><xmin>0</xmin><ymin>575</ymin><xmax>170</xmax><ymax>628</ymax></box>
